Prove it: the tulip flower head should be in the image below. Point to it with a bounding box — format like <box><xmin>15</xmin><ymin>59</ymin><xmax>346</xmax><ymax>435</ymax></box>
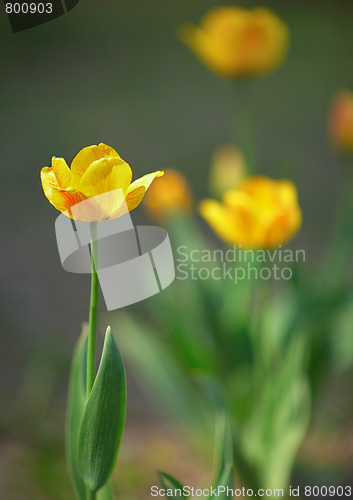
<box><xmin>41</xmin><ymin>143</ymin><xmax>163</xmax><ymax>222</ymax></box>
<box><xmin>199</xmin><ymin>176</ymin><xmax>301</xmax><ymax>249</ymax></box>
<box><xmin>329</xmin><ymin>90</ymin><xmax>353</xmax><ymax>154</ymax></box>
<box><xmin>179</xmin><ymin>7</ymin><xmax>289</xmax><ymax>78</ymax></box>
<box><xmin>143</xmin><ymin>168</ymin><xmax>192</xmax><ymax>221</ymax></box>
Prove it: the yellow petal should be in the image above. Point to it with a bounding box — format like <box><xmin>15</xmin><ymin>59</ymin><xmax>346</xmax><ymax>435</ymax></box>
<box><xmin>71</xmin><ymin>143</ymin><xmax>121</xmax><ymax>179</ymax></box>
<box><xmin>79</xmin><ymin>157</ymin><xmax>132</xmax><ymax>196</ymax></box>
<box><xmin>77</xmin><ymin>157</ymin><xmax>132</xmax><ymax>218</ymax></box>
<box><xmin>108</xmin><ymin>171</ymin><xmax>164</xmax><ymax>220</ymax></box>
<box><xmin>41</xmin><ymin>166</ymin><xmax>88</xmax><ymax>218</ymax></box>
<box><xmin>51</xmin><ymin>157</ymin><xmax>77</xmax><ymax>189</ymax></box>
<box><xmin>41</xmin><ymin>166</ymin><xmax>59</xmax><ymax>202</ymax></box>
<box><xmin>125</xmin><ymin>171</ymin><xmax>164</xmax><ymax>210</ymax></box>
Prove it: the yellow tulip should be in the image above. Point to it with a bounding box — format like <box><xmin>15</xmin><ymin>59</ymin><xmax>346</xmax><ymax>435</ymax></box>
<box><xmin>143</xmin><ymin>169</ymin><xmax>192</xmax><ymax>221</ymax></box>
<box><xmin>199</xmin><ymin>176</ymin><xmax>301</xmax><ymax>249</ymax></box>
<box><xmin>209</xmin><ymin>145</ymin><xmax>246</xmax><ymax>198</ymax></box>
<box><xmin>179</xmin><ymin>7</ymin><xmax>289</xmax><ymax>78</ymax></box>
<box><xmin>40</xmin><ymin>143</ymin><xmax>163</xmax><ymax>222</ymax></box>
<box><xmin>329</xmin><ymin>90</ymin><xmax>353</xmax><ymax>154</ymax></box>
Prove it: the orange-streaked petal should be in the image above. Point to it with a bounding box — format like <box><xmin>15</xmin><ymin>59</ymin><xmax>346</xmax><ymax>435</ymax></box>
<box><xmin>71</xmin><ymin>143</ymin><xmax>121</xmax><ymax>179</ymax></box>
<box><xmin>50</xmin><ymin>189</ymin><xmax>88</xmax><ymax>217</ymax></box>
<box><xmin>41</xmin><ymin>164</ymin><xmax>105</xmax><ymax>221</ymax></box>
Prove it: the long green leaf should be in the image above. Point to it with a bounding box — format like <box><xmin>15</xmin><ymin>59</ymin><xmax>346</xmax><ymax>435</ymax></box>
<box><xmin>210</xmin><ymin>414</ymin><xmax>233</xmax><ymax>500</ymax></box>
<box><xmin>158</xmin><ymin>472</ymin><xmax>188</xmax><ymax>499</ymax></box>
<box><xmin>214</xmin><ymin>415</ymin><xmax>233</xmax><ymax>477</ymax></box>
<box><xmin>78</xmin><ymin>326</ymin><xmax>126</xmax><ymax>492</ymax></box>
<box><xmin>210</xmin><ymin>464</ymin><xmax>233</xmax><ymax>500</ymax></box>
<box><xmin>66</xmin><ymin>326</ymin><xmax>88</xmax><ymax>500</ymax></box>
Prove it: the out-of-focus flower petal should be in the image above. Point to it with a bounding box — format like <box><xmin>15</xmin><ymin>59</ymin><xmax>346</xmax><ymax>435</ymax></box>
<box><xmin>179</xmin><ymin>7</ymin><xmax>289</xmax><ymax>78</ymax></box>
<box><xmin>199</xmin><ymin>176</ymin><xmax>301</xmax><ymax>249</ymax></box>
<box><xmin>143</xmin><ymin>169</ymin><xmax>192</xmax><ymax>221</ymax></box>
<box><xmin>199</xmin><ymin>199</ymin><xmax>247</xmax><ymax>245</ymax></box>
<box><xmin>329</xmin><ymin>90</ymin><xmax>353</xmax><ymax>154</ymax></box>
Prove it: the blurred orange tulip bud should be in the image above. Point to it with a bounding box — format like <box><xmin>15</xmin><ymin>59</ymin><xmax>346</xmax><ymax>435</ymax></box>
<box><xmin>209</xmin><ymin>145</ymin><xmax>246</xmax><ymax>198</ymax></box>
<box><xmin>199</xmin><ymin>175</ymin><xmax>301</xmax><ymax>249</ymax></box>
<box><xmin>40</xmin><ymin>143</ymin><xmax>163</xmax><ymax>222</ymax></box>
<box><xmin>179</xmin><ymin>7</ymin><xmax>289</xmax><ymax>78</ymax></box>
<box><xmin>329</xmin><ymin>90</ymin><xmax>353</xmax><ymax>154</ymax></box>
<box><xmin>144</xmin><ymin>169</ymin><xmax>192</xmax><ymax>221</ymax></box>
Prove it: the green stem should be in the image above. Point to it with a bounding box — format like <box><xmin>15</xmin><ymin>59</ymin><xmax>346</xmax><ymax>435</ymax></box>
<box><xmin>324</xmin><ymin>156</ymin><xmax>353</xmax><ymax>291</ymax></box>
<box><xmin>87</xmin><ymin>490</ymin><xmax>96</xmax><ymax>500</ymax></box>
<box><xmin>86</xmin><ymin>222</ymin><xmax>99</xmax><ymax>500</ymax></box>
<box><xmin>232</xmin><ymin>79</ymin><xmax>256</xmax><ymax>174</ymax></box>
<box><xmin>87</xmin><ymin>222</ymin><xmax>99</xmax><ymax>396</ymax></box>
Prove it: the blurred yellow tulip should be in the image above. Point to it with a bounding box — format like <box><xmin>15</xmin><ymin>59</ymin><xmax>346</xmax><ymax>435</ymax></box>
<box><xmin>329</xmin><ymin>90</ymin><xmax>353</xmax><ymax>154</ymax></box>
<box><xmin>40</xmin><ymin>143</ymin><xmax>163</xmax><ymax>222</ymax></box>
<box><xmin>179</xmin><ymin>7</ymin><xmax>289</xmax><ymax>78</ymax></box>
<box><xmin>144</xmin><ymin>169</ymin><xmax>192</xmax><ymax>221</ymax></box>
<box><xmin>209</xmin><ymin>145</ymin><xmax>246</xmax><ymax>198</ymax></box>
<box><xmin>199</xmin><ymin>176</ymin><xmax>301</xmax><ymax>249</ymax></box>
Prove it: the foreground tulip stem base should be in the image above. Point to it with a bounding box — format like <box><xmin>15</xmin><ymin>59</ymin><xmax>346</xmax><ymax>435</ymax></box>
<box><xmin>87</xmin><ymin>222</ymin><xmax>99</xmax><ymax>398</ymax></box>
<box><xmin>233</xmin><ymin>79</ymin><xmax>256</xmax><ymax>174</ymax></box>
<box><xmin>87</xmin><ymin>490</ymin><xmax>96</xmax><ymax>500</ymax></box>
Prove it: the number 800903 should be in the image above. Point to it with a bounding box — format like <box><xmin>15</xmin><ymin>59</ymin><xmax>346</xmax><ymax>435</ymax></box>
<box><xmin>5</xmin><ymin>3</ymin><xmax>53</xmax><ymax>14</ymax></box>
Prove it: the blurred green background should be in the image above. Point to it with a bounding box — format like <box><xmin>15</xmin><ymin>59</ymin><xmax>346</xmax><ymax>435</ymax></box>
<box><xmin>1</xmin><ymin>0</ymin><xmax>353</xmax><ymax>498</ymax></box>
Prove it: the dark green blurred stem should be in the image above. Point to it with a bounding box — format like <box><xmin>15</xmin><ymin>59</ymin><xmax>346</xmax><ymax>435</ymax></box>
<box><xmin>232</xmin><ymin>79</ymin><xmax>256</xmax><ymax>174</ymax></box>
<box><xmin>250</xmin><ymin>261</ymin><xmax>272</xmax><ymax>388</ymax></box>
<box><xmin>87</xmin><ymin>222</ymin><xmax>99</xmax><ymax>396</ymax></box>
<box><xmin>325</xmin><ymin>156</ymin><xmax>353</xmax><ymax>290</ymax></box>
